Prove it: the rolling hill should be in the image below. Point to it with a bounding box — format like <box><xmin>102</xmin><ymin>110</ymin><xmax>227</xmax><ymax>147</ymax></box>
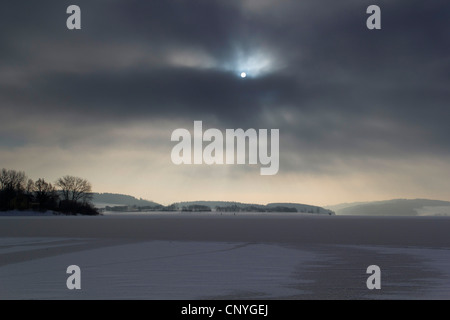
<box><xmin>327</xmin><ymin>199</ymin><xmax>450</xmax><ymax>216</ymax></box>
<box><xmin>91</xmin><ymin>193</ymin><xmax>161</xmax><ymax>207</ymax></box>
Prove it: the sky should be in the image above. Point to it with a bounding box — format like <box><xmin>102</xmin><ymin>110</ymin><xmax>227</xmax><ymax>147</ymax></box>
<box><xmin>0</xmin><ymin>0</ymin><xmax>449</xmax><ymax>206</ymax></box>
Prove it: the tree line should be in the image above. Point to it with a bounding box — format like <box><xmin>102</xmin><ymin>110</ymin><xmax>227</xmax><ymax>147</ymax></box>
<box><xmin>104</xmin><ymin>204</ymin><xmax>299</xmax><ymax>213</ymax></box>
<box><xmin>215</xmin><ymin>205</ymin><xmax>298</xmax><ymax>213</ymax></box>
<box><xmin>0</xmin><ymin>168</ymin><xmax>99</xmax><ymax>215</ymax></box>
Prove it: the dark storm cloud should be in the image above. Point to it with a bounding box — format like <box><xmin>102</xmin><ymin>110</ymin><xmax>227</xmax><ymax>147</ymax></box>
<box><xmin>30</xmin><ymin>69</ymin><xmax>299</xmax><ymax>122</ymax></box>
<box><xmin>1</xmin><ymin>0</ymin><xmax>449</xmax><ymax>172</ymax></box>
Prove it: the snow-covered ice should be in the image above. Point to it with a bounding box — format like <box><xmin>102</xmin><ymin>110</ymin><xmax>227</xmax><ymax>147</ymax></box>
<box><xmin>1</xmin><ymin>215</ymin><xmax>450</xmax><ymax>299</ymax></box>
<box><xmin>0</xmin><ymin>239</ymin><xmax>319</xmax><ymax>299</ymax></box>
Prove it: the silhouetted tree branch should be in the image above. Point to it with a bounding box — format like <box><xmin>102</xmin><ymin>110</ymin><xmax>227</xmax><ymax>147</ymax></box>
<box><xmin>56</xmin><ymin>175</ymin><xmax>92</xmax><ymax>203</ymax></box>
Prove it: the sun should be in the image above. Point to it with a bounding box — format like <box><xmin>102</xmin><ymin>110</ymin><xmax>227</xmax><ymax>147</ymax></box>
<box><xmin>240</xmin><ymin>72</ymin><xmax>247</xmax><ymax>78</ymax></box>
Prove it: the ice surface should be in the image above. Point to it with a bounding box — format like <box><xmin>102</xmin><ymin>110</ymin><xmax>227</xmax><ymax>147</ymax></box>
<box><xmin>1</xmin><ymin>215</ymin><xmax>450</xmax><ymax>299</ymax></box>
<box><xmin>0</xmin><ymin>240</ymin><xmax>319</xmax><ymax>299</ymax></box>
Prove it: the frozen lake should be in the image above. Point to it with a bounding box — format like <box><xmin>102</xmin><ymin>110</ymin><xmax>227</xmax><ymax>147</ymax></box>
<box><xmin>1</xmin><ymin>214</ymin><xmax>450</xmax><ymax>299</ymax></box>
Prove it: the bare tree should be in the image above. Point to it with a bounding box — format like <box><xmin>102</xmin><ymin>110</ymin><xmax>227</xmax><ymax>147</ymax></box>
<box><xmin>56</xmin><ymin>175</ymin><xmax>92</xmax><ymax>203</ymax></box>
<box><xmin>0</xmin><ymin>169</ymin><xmax>27</xmax><ymax>192</ymax></box>
<box><xmin>26</xmin><ymin>179</ymin><xmax>35</xmax><ymax>194</ymax></box>
<box><xmin>0</xmin><ymin>169</ymin><xmax>29</xmax><ymax>210</ymax></box>
<box><xmin>34</xmin><ymin>178</ymin><xmax>58</xmax><ymax>209</ymax></box>
<box><xmin>0</xmin><ymin>169</ymin><xmax>97</xmax><ymax>214</ymax></box>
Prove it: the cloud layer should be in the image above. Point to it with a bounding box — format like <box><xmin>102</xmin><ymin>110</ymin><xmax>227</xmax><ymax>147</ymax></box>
<box><xmin>1</xmin><ymin>0</ymin><xmax>449</xmax><ymax>204</ymax></box>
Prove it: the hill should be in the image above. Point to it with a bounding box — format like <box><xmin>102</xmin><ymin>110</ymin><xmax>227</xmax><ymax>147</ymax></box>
<box><xmin>330</xmin><ymin>199</ymin><xmax>450</xmax><ymax>216</ymax></box>
<box><xmin>93</xmin><ymin>194</ymin><xmax>335</xmax><ymax>215</ymax></box>
<box><xmin>326</xmin><ymin>201</ymin><xmax>370</xmax><ymax>212</ymax></box>
<box><xmin>267</xmin><ymin>203</ymin><xmax>334</xmax><ymax>215</ymax></box>
<box><xmin>175</xmin><ymin>201</ymin><xmax>334</xmax><ymax>215</ymax></box>
<box><xmin>91</xmin><ymin>193</ymin><xmax>160</xmax><ymax>207</ymax></box>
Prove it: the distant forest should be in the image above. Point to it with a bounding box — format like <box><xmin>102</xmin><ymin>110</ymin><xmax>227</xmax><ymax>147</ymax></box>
<box><xmin>104</xmin><ymin>204</ymin><xmax>298</xmax><ymax>213</ymax></box>
<box><xmin>104</xmin><ymin>203</ymin><xmax>326</xmax><ymax>214</ymax></box>
<box><xmin>0</xmin><ymin>168</ymin><xmax>99</xmax><ymax>215</ymax></box>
